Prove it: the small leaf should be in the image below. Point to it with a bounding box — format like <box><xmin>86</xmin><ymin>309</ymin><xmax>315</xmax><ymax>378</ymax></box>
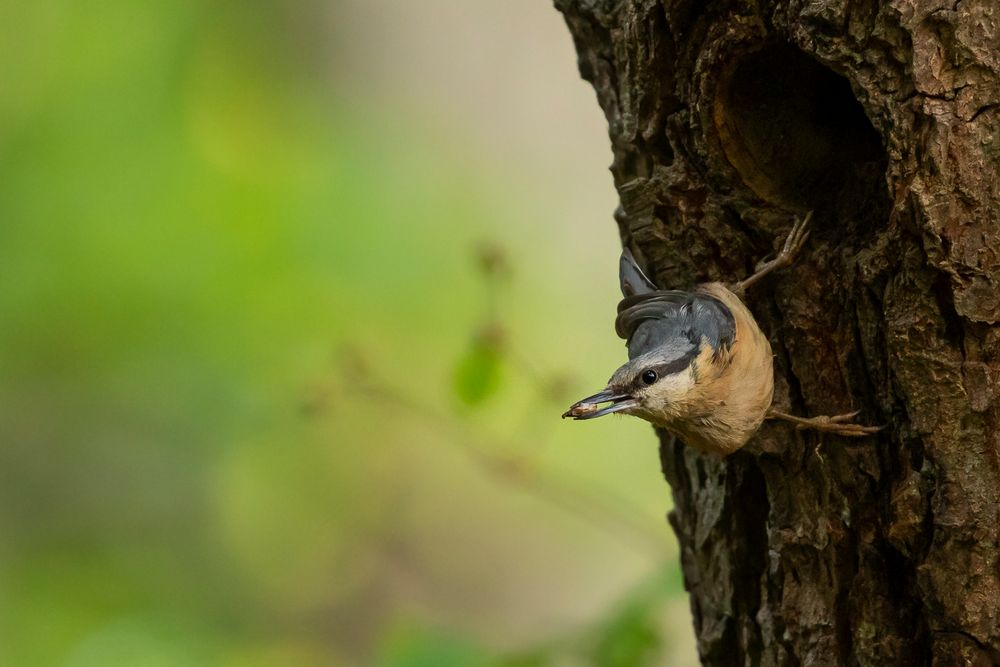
<box><xmin>591</xmin><ymin>603</ymin><xmax>662</xmax><ymax>667</ymax></box>
<box><xmin>588</xmin><ymin>565</ymin><xmax>680</xmax><ymax>667</ymax></box>
<box><xmin>452</xmin><ymin>338</ymin><xmax>503</xmax><ymax>407</ymax></box>
<box><xmin>495</xmin><ymin>649</ymin><xmax>552</xmax><ymax>667</ymax></box>
<box><xmin>376</xmin><ymin>626</ymin><xmax>490</xmax><ymax>667</ymax></box>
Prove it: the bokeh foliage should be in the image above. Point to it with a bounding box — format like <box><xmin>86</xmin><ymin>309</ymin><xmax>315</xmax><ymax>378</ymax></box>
<box><xmin>0</xmin><ymin>1</ymin><xmax>694</xmax><ymax>664</ymax></box>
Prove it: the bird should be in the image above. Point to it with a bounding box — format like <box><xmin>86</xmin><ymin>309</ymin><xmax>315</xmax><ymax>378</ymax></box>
<box><xmin>562</xmin><ymin>212</ymin><xmax>880</xmax><ymax>456</ymax></box>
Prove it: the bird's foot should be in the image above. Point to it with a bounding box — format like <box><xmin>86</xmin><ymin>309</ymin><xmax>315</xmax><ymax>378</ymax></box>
<box><xmin>734</xmin><ymin>211</ymin><xmax>813</xmax><ymax>294</ymax></box>
<box><xmin>761</xmin><ymin>210</ymin><xmax>812</xmax><ymax>273</ymax></box>
<box><xmin>767</xmin><ymin>408</ymin><xmax>883</xmax><ymax>437</ymax></box>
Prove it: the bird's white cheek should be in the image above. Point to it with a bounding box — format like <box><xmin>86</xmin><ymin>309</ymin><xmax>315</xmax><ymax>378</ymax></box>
<box><xmin>642</xmin><ymin>372</ymin><xmax>696</xmax><ymax>412</ymax></box>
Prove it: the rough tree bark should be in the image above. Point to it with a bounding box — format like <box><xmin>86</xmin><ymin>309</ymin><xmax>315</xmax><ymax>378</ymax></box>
<box><xmin>555</xmin><ymin>1</ymin><xmax>1000</xmax><ymax>664</ymax></box>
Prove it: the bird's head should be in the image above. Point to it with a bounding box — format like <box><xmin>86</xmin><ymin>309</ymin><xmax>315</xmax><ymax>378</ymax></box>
<box><xmin>562</xmin><ymin>247</ymin><xmax>733</xmax><ymax>426</ymax></box>
<box><xmin>562</xmin><ymin>343</ymin><xmax>701</xmax><ymax>425</ymax></box>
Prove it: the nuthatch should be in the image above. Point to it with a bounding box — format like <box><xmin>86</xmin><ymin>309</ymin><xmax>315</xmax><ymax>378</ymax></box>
<box><xmin>563</xmin><ymin>213</ymin><xmax>879</xmax><ymax>456</ymax></box>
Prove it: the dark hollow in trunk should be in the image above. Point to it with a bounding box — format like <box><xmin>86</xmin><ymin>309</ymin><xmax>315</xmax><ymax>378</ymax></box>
<box><xmin>555</xmin><ymin>1</ymin><xmax>1000</xmax><ymax>664</ymax></box>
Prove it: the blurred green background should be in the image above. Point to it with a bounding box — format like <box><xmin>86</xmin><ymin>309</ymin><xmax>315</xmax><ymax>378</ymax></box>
<box><xmin>0</xmin><ymin>1</ymin><xmax>696</xmax><ymax>664</ymax></box>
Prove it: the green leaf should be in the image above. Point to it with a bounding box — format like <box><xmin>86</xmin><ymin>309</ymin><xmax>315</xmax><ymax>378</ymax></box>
<box><xmin>376</xmin><ymin>626</ymin><xmax>491</xmax><ymax>667</ymax></box>
<box><xmin>452</xmin><ymin>338</ymin><xmax>503</xmax><ymax>406</ymax></box>
<box><xmin>495</xmin><ymin>649</ymin><xmax>553</xmax><ymax>667</ymax></box>
<box><xmin>591</xmin><ymin>604</ymin><xmax>662</xmax><ymax>667</ymax></box>
<box><xmin>588</xmin><ymin>564</ymin><xmax>682</xmax><ymax>667</ymax></box>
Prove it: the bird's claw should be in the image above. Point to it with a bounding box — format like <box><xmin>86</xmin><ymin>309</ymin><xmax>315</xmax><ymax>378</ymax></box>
<box><xmin>753</xmin><ymin>253</ymin><xmax>775</xmax><ymax>273</ymax></box>
<box><xmin>773</xmin><ymin>210</ymin><xmax>812</xmax><ymax>270</ymax></box>
<box><xmin>809</xmin><ymin>410</ymin><xmax>861</xmax><ymax>424</ymax></box>
<box><xmin>768</xmin><ymin>408</ymin><xmax>882</xmax><ymax>438</ymax></box>
<box><xmin>793</xmin><ymin>411</ymin><xmax>883</xmax><ymax>437</ymax></box>
<box><xmin>734</xmin><ymin>211</ymin><xmax>813</xmax><ymax>293</ymax></box>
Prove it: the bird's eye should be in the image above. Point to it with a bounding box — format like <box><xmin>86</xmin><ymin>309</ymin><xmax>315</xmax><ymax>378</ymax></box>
<box><xmin>641</xmin><ymin>370</ymin><xmax>658</xmax><ymax>385</ymax></box>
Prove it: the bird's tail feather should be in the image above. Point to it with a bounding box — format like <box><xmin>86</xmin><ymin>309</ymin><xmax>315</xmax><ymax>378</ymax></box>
<box><xmin>619</xmin><ymin>248</ymin><xmax>657</xmax><ymax>297</ymax></box>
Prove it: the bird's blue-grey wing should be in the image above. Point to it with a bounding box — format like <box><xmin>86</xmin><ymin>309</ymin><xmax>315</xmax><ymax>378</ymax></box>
<box><xmin>616</xmin><ymin>291</ymin><xmax>736</xmax><ymax>361</ymax></box>
<box><xmin>687</xmin><ymin>295</ymin><xmax>736</xmax><ymax>355</ymax></box>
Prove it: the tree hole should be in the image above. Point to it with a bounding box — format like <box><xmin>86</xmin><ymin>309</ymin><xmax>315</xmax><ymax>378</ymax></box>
<box><xmin>714</xmin><ymin>44</ymin><xmax>886</xmax><ymax>212</ymax></box>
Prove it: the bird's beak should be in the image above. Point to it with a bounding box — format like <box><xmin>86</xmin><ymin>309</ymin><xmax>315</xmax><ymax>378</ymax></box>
<box><xmin>562</xmin><ymin>388</ymin><xmax>638</xmax><ymax>420</ymax></box>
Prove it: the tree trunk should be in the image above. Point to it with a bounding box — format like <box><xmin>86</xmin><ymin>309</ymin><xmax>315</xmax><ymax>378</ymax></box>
<box><xmin>555</xmin><ymin>1</ymin><xmax>1000</xmax><ymax>664</ymax></box>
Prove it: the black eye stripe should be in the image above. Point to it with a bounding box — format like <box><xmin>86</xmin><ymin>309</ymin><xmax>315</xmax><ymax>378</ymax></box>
<box><xmin>654</xmin><ymin>347</ymin><xmax>698</xmax><ymax>376</ymax></box>
<box><xmin>635</xmin><ymin>346</ymin><xmax>699</xmax><ymax>390</ymax></box>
